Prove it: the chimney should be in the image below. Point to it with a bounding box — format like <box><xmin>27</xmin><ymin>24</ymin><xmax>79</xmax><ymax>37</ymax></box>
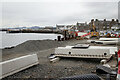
<box><xmin>95</xmin><ymin>19</ymin><xmax>98</xmax><ymax>21</ymax></box>
<box><xmin>116</xmin><ymin>19</ymin><xmax>119</xmax><ymax>22</ymax></box>
<box><xmin>91</xmin><ymin>19</ymin><xmax>94</xmax><ymax>22</ymax></box>
<box><xmin>104</xmin><ymin>19</ymin><xmax>106</xmax><ymax>21</ymax></box>
<box><xmin>112</xmin><ymin>19</ymin><xmax>114</xmax><ymax>22</ymax></box>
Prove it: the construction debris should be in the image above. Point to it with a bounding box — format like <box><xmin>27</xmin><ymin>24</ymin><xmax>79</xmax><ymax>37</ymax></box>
<box><xmin>100</xmin><ymin>59</ymin><xmax>107</xmax><ymax>64</ymax></box>
<box><xmin>96</xmin><ymin>65</ymin><xmax>116</xmax><ymax>75</ymax></box>
<box><xmin>50</xmin><ymin>57</ymin><xmax>60</xmax><ymax>63</ymax></box>
<box><xmin>49</xmin><ymin>54</ymin><xmax>60</xmax><ymax>63</ymax></box>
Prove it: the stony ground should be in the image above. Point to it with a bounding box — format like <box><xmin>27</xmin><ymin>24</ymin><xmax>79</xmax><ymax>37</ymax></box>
<box><xmin>1</xmin><ymin>39</ymin><xmax>120</xmax><ymax>79</ymax></box>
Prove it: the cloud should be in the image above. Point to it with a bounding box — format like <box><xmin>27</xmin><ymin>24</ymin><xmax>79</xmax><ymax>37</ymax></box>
<box><xmin>1</xmin><ymin>2</ymin><xmax>118</xmax><ymax>27</ymax></box>
<box><xmin>118</xmin><ymin>1</ymin><xmax>120</xmax><ymax>21</ymax></box>
<box><xmin>2</xmin><ymin>0</ymin><xmax>120</xmax><ymax>2</ymax></box>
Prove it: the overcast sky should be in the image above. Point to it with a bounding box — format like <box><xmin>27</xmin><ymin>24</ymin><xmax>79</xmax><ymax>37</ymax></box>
<box><xmin>1</xmin><ymin>0</ymin><xmax>120</xmax><ymax>27</ymax></box>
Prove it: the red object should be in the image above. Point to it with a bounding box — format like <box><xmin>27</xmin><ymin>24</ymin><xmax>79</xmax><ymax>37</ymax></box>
<box><xmin>114</xmin><ymin>34</ymin><xmax>117</xmax><ymax>37</ymax></box>
<box><xmin>75</xmin><ymin>32</ymin><xmax>78</xmax><ymax>36</ymax></box>
<box><xmin>118</xmin><ymin>61</ymin><xmax>120</xmax><ymax>74</ymax></box>
<box><xmin>118</xmin><ymin>50</ymin><xmax>120</xmax><ymax>74</ymax></box>
<box><xmin>119</xmin><ymin>35</ymin><xmax>120</xmax><ymax>38</ymax></box>
<box><xmin>81</xmin><ymin>35</ymin><xmax>83</xmax><ymax>37</ymax></box>
<box><xmin>87</xmin><ymin>32</ymin><xmax>90</xmax><ymax>35</ymax></box>
<box><xmin>85</xmin><ymin>34</ymin><xmax>87</xmax><ymax>36</ymax></box>
<box><xmin>83</xmin><ymin>35</ymin><xmax>85</xmax><ymax>37</ymax></box>
<box><xmin>118</xmin><ymin>50</ymin><xmax>120</xmax><ymax>58</ymax></box>
<box><xmin>81</xmin><ymin>35</ymin><xmax>84</xmax><ymax>37</ymax></box>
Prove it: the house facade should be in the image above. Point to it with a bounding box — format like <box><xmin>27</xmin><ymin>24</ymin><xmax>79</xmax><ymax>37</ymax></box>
<box><xmin>89</xmin><ymin>19</ymin><xmax>119</xmax><ymax>31</ymax></box>
<box><xmin>76</xmin><ymin>22</ymin><xmax>88</xmax><ymax>31</ymax></box>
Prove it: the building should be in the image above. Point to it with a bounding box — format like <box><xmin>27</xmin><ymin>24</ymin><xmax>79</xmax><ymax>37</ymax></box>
<box><xmin>56</xmin><ymin>25</ymin><xmax>65</xmax><ymax>31</ymax></box>
<box><xmin>56</xmin><ymin>24</ymin><xmax>76</xmax><ymax>31</ymax></box>
<box><xmin>89</xmin><ymin>19</ymin><xmax>119</xmax><ymax>31</ymax></box>
<box><xmin>118</xmin><ymin>23</ymin><xmax>120</xmax><ymax>27</ymax></box>
<box><xmin>76</xmin><ymin>22</ymin><xmax>88</xmax><ymax>31</ymax></box>
<box><xmin>56</xmin><ymin>22</ymin><xmax>88</xmax><ymax>32</ymax></box>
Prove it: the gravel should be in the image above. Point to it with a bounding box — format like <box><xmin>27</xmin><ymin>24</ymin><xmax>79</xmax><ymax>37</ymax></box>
<box><xmin>3</xmin><ymin>58</ymin><xmax>99</xmax><ymax>79</ymax></box>
<box><xmin>2</xmin><ymin>39</ymin><xmax>119</xmax><ymax>79</ymax></box>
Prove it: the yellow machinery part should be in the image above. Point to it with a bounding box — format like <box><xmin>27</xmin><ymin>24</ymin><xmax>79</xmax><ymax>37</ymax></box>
<box><xmin>91</xmin><ymin>32</ymin><xmax>99</xmax><ymax>37</ymax></box>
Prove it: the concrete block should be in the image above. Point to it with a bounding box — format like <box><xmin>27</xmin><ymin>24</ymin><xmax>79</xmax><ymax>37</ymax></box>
<box><xmin>54</xmin><ymin>45</ymin><xmax>117</xmax><ymax>59</ymax></box>
<box><xmin>55</xmin><ymin>47</ymin><xmax>110</xmax><ymax>56</ymax></box>
<box><xmin>55</xmin><ymin>46</ymin><xmax>117</xmax><ymax>55</ymax></box>
<box><xmin>0</xmin><ymin>54</ymin><xmax>39</xmax><ymax>79</ymax></box>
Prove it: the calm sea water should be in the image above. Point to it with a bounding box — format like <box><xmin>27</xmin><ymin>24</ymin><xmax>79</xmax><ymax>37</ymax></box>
<box><xmin>0</xmin><ymin>31</ymin><xmax>63</xmax><ymax>49</ymax></box>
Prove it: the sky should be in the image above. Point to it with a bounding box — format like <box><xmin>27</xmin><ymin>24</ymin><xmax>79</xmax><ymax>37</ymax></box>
<box><xmin>1</xmin><ymin>0</ymin><xmax>120</xmax><ymax>28</ymax></box>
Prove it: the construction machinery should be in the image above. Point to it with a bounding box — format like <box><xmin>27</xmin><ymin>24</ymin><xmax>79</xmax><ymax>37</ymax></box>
<box><xmin>90</xmin><ymin>22</ymin><xmax>99</xmax><ymax>38</ymax></box>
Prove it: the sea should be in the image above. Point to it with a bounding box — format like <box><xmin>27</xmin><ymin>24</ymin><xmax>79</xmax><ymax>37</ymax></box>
<box><xmin>0</xmin><ymin>31</ymin><xmax>63</xmax><ymax>49</ymax></box>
